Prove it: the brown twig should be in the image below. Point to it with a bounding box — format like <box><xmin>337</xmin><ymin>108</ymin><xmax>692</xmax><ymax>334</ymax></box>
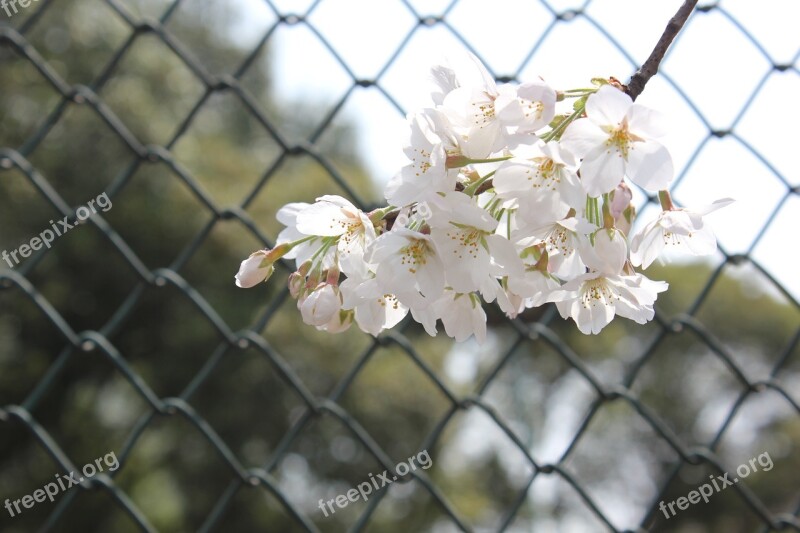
<box><xmin>625</xmin><ymin>0</ymin><xmax>699</xmax><ymax>101</ymax></box>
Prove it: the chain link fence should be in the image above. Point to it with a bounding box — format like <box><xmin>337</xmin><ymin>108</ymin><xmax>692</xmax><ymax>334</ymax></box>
<box><xmin>1</xmin><ymin>0</ymin><xmax>798</xmax><ymax>531</ymax></box>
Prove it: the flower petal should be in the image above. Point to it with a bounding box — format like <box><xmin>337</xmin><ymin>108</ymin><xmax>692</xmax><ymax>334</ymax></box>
<box><xmin>579</xmin><ymin>144</ymin><xmax>626</xmax><ymax>197</ymax></box>
<box><xmin>296</xmin><ymin>201</ymin><xmax>352</xmax><ymax>236</ymax></box>
<box><xmin>276</xmin><ymin>202</ymin><xmax>309</xmax><ymax>226</ymax></box>
<box><xmin>586</xmin><ymin>85</ymin><xmax>631</xmax><ymax>125</ymax></box>
<box><xmin>694</xmin><ymin>198</ymin><xmax>735</xmax><ymax>216</ymax></box>
<box><xmin>629</xmin><ymin>219</ymin><xmax>665</xmax><ymax>268</ymax></box>
<box><xmin>627</xmin><ymin>140</ymin><xmax>673</xmax><ymax>191</ymax></box>
<box><xmin>560</xmin><ymin>118</ymin><xmax>607</xmax><ymax>158</ymax></box>
<box><xmin>626</xmin><ymin>104</ymin><xmax>668</xmax><ymax>138</ymax></box>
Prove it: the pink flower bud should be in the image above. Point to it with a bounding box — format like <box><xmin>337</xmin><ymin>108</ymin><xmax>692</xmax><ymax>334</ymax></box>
<box><xmin>609</xmin><ymin>182</ymin><xmax>632</xmax><ymax>219</ymax></box>
<box><xmin>235</xmin><ymin>250</ymin><xmax>274</xmax><ymax>288</ymax></box>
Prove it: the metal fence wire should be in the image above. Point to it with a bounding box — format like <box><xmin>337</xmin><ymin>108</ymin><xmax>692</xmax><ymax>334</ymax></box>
<box><xmin>1</xmin><ymin>0</ymin><xmax>799</xmax><ymax>531</ymax></box>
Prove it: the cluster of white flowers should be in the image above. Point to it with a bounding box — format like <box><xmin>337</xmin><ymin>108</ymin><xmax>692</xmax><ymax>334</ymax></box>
<box><xmin>236</xmin><ymin>55</ymin><xmax>731</xmax><ymax>342</ymax></box>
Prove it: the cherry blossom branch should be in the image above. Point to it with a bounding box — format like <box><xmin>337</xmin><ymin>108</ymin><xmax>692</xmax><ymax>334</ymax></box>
<box><xmin>624</xmin><ymin>0</ymin><xmax>699</xmax><ymax>101</ymax></box>
<box><xmin>442</xmin><ymin>2</ymin><xmax>698</xmax><ymax>197</ymax></box>
<box><xmin>236</xmin><ymin>40</ymin><xmax>730</xmax><ymax>339</ymax></box>
<box><xmin>314</xmin><ymin>5</ymin><xmax>699</xmax><ymax>229</ymax></box>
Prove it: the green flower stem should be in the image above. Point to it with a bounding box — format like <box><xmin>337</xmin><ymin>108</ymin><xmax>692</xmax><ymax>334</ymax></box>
<box><xmin>542</xmin><ymin>101</ymin><xmax>586</xmax><ymax>143</ymax></box>
<box><xmin>586</xmin><ymin>196</ymin><xmax>602</xmax><ymax>227</ymax></box>
<box><xmin>560</xmin><ymin>89</ymin><xmax>598</xmax><ymax>99</ymax></box>
<box><xmin>287</xmin><ymin>235</ymin><xmax>316</xmax><ymax>248</ymax></box>
<box><xmin>464</xmin><ymin>170</ymin><xmax>496</xmax><ymax>196</ymax></box>
<box><xmin>309</xmin><ymin>236</ymin><xmax>337</xmax><ymax>264</ymax></box>
<box><xmin>562</xmin><ymin>87</ymin><xmax>600</xmax><ymax>93</ymax></box>
<box><xmin>258</xmin><ymin>235</ymin><xmax>315</xmax><ymax>268</ymax></box>
<box><xmin>658</xmin><ymin>190</ymin><xmax>675</xmax><ymax>211</ymax></box>
<box><xmin>447</xmin><ymin>154</ymin><xmax>513</xmax><ymax>169</ymax></box>
<box><xmin>467</xmin><ymin>155</ymin><xmax>513</xmax><ymax>164</ymax></box>
<box><xmin>369</xmin><ymin>205</ymin><xmax>399</xmax><ymax>224</ymax></box>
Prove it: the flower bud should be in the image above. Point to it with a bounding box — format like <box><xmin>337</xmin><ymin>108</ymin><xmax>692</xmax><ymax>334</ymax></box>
<box><xmin>287</xmin><ymin>261</ymin><xmax>312</xmax><ymax>299</ymax></box>
<box><xmin>325</xmin><ymin>264</ymin><xmax>340</xmax><ymax>286</ymax></box>
<box><xmin>235</xmin><ymin>250</ymin><xmax>275</xmax><ymax>288</ymax></box>
<box><xmin>610</xmin><ymin>183</ymin><xmax>635</xmax><ymax>235</ymax></box>
<box><xmin>235</xmin><ymin>244</ymin><xmax>292</xmax><ymax>289</ymax></box>
<box><xmin>288</xmin><ymin>272</ymin><xmax>304</xmax><ymax>298</ymax></box>
<box><xmin>609</xmin><ymin>182</ymin><xmax>632</xmax><ymax>219</ymax></box>
<box><xmin>445</xmin><ymin>153</ymin><xmax>471</xmax><ymax>169</ymax></box>
<box><xmin>299</xmin><ymin>284</ymin><xmax>342</xmax><ymax>326</ymax></box>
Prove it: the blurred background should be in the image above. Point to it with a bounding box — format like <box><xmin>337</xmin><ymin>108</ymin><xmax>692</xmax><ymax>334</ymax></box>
<box><xmin>0</xmin><ymin>0</ymin><xmax>798</xmax><ymax>531</ymax></box>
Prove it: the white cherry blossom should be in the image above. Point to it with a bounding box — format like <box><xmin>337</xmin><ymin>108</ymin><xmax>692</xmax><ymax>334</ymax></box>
<box><xmin>428</xmin><ymin>192</ymin><xmax>523</xmax><ymax>294</ymax></box>
<box><xmin>365</xmin><ymin>227</ymin><xmax>445</xmax><ymax>304</ymax></box>
<box><xmin>299</xmin><ymin>283</ymin><xmax>343</xmax><ymax>327</ymax></box>
<box><xmin>438</xmin><ymin>54</ymin><xmax>555</xmax><ymax>158</ymax></box>
<box><xmin>561</xmin><ymin>85</ymin><xmax>673</xmax><ymax>196</ymax></box>
<box><xmin>385</xmin><ymin>108</ymin><xmax>460</xmax><ymax>207</ymax></box>
<box><xmin>293</xmin><ymin>195</ymin><xmax>376</xmax><ymax>276</ymax></box>
<box><xmin>507</xmin><ymin>267</ymin><xmax>560</xmax><ymax>309</ymax></box>
<box><xmin>495</xmin><ymin>80</ymin><xmax>557</xmax><ymax>135</ymax></box>
<box><xmin>340</xmin><ymin>276</ymin><xmax>408</xmax><ymax>336</ymax></box>
<box><xmin>630</xmin><ymin>198</ymin><xmax>733</xmax><ymax>268</ymax></box>
<box><xmin>411</xmin><ymin>290</ymin><xmax>487</xmax><ymax>344</ymax></box>
<box><xmin>551</xmin><ymin>272</ymin><xmax>668</xmax><ymax>334</ymax></box>
<box><xmin>514</xmin><ymin>215</ymin><xmax>595</xmax><ymax>279</ymax></box>
<box><xmin>493</xmin><ymin>141</ymin><xmax>584</xmax><ymax>218</ymax></box>
<box><xmin>235</xmin><ymin>56</ymin><xmax>715</xmax><ymax>342</ymax></box>
<box><xmin>550</xmin><ymin>227</ymin><xmax>667</xmax><ymax>333</ymax></box>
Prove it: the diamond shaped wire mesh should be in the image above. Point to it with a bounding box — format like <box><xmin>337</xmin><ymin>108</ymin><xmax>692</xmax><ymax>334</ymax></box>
<box><xmin>1</xmin><ymin>0</ymin><xmax>798</xmax><ymax>531</ymax></box>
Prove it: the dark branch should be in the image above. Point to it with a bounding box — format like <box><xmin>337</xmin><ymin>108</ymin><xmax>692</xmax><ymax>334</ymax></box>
<box><xmin>625</xmin><ymin>0</ymin><xmax>699</xmax><ymax>101</ymax></box>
